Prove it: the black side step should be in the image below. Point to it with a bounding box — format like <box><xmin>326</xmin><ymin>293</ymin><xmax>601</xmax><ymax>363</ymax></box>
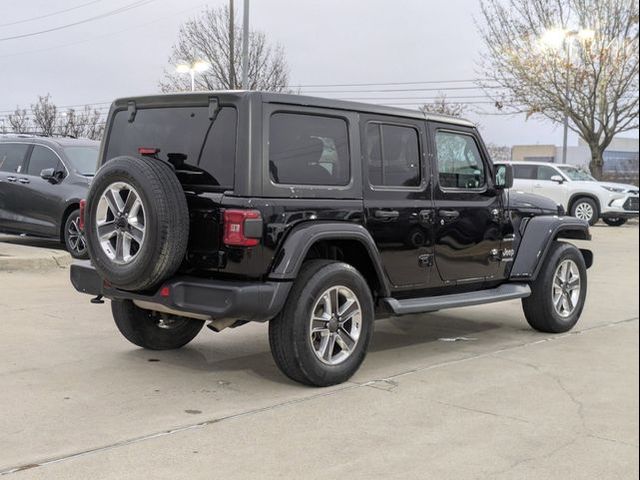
<box><xmin>383</xmin><ymin>283</ymin><xmax>531</xmax><ymax>316</ymax></box>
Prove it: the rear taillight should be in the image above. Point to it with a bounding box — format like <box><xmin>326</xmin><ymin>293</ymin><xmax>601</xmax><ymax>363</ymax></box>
<box><xmin>223</xmin><ymin>209</ymin><xmax>261</xmax><ymax>247</ymax></box>
<box><xmin>79</xmin><ymin>199</ymin><xmax>86</xmax><ymax>231</ymax></box>
<box><xmin>138</xmin><ymin>147</ymin><xmax>160</xmax><ymax>156</ymax></box>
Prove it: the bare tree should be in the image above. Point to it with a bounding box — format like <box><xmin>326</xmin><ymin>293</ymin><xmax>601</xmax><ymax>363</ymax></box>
<box><xmin>159</xmin><ymin>5</ymin><xmax>289</xmax><ymax>92</ymax></box>
<box><xmin>32</xmin><ymin>94</ymin><xmax>58</xmax><ymax>137</ymax></box>
<box><xmin>56</xmin><ymin>106</ymin><xmax>105</xmax><ymax>140</ymax></box>
<box><xmin>478</xmin><ymin>0</ymin><xmax>639</xmax><ymax>179</ymax></box>
<box><xmin>8</xmin><ymin>108</ymin><xmax>31</xmax><ymax>133</ymax></box>
<box><xmin>420</xmin><ymin>93</ymin><xmax>468</xmax><ymax>118</ymax></box>
<box><xmin>485</xmin><ymin>143</ymin><xmax>512</xmax><ymax>163</ymax></box>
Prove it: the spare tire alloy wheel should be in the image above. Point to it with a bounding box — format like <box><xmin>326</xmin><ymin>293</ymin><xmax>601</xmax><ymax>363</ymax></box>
<box><xmin>310</xmin><ymin>286</ymin><xmax>362</xmax><ymax>365</ymax></box>
<box><xmin>96</xmin><ymin>182</ymin><xmax>145</xmax><ymax>264</ymax></box>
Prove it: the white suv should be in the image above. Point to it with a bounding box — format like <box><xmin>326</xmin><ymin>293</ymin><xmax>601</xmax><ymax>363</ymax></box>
<box><xmin>509</xmin><ymin>161</ymin><xmax>639</xmax><ymax>226</ymax></box>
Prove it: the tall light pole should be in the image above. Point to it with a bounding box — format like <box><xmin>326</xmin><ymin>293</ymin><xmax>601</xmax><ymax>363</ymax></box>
<box><xmin>241</xmin><ymin>0</ymin><xmax>250</xmax><ymax>89</ymax></box>
<box><xmin>540</xmin><ymin>28</ymin><xmax>595</xmax><ymax>164</ymax></box>
<box><xmin>176</xmin><ymin>61</ymin><xmax>210</xmax><ymax>92</ymax></box>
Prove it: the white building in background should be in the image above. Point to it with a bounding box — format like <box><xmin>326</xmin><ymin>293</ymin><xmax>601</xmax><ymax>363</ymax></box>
<box><xmin>511</xmin><ymin>136</ymin><xmax>639</xmax><ymax>179</ymax></box>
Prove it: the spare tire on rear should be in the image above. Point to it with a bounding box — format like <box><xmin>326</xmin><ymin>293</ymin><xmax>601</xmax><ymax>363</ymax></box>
<box><xmin>85</xmin><ymin>156</ymin><xmax>189</xmax><ymax>291</ymax></box>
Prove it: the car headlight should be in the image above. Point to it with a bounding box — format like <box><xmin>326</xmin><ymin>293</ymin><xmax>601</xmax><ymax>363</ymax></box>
<box><xmin>601</xmin><ymin>185</ymin><xmax>626</xmax><ymax>193</ymax></box>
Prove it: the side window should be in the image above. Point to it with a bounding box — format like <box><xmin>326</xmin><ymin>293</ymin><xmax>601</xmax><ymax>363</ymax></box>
<box><xmin>0</xmin><ymin>144</ymin><xmax>29</xmax><ymax>173</ymax></box>
<box><xmin>435</xmin><ymin>131</ymin><xmax>486</xmax><ymax>189</ymax></box>
<box><xmin>537</xmin><ymin>165</ymin><xmax>558</xmax><ymax>181</ymax></box>
<box><xmin>366</xmin><ymin>123</ymin><xmax>420</xmax><ymax>187</ymax></box>
<box><xmin>513</xmin><ymin>165</ymin><xmax>538</xmax><ymax>179</ymax></box>
<box><xmin>269</xmin><ymin>112</ymin><xmax>350</xmax><ymax>186</ymax></box>
<box><xmin>27</xmin><ymin>146</ymin><xmax>61</xmax><ymax>176</ymax></box>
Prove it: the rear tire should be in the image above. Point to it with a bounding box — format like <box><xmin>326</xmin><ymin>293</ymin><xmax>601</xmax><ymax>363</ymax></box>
<box><xmin>269</xmin><ymin>260</ymin><xmax>374</xmax><ymax>387</ymax></box>
<box><xmin>522</xmin><ymin>241</ymin><xmax>587</xmax><ymax>333</ymax></box>
<box><xmin>570</xmin><ymin>197</ymin><xmax>599</xmax><ymax>226</ymax></box>
<box><xmin>602</xmin><ymin>217</ymin><xmax>627</xmax><ymax>227</ymax></box>
<box><xmin>111</xmin><ymin>299</ymin><xmax>204</xmax><ymax>350</ymax></box>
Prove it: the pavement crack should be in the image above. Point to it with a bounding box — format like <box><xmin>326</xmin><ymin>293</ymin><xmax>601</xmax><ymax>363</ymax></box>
<box><xmin>434</xmin><ymin>400</ymin><xmax>531</xmax><ymax>424</ymax></box>
<box><xmin>1</xmin><ymin>316</ymin><xmax>637</xmax><ymax>476</ymax></box>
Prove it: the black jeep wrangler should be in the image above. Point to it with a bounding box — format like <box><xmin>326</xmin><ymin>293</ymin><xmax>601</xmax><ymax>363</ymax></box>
<box><xmin>71</xmin><ymin>91</ymin><xmax>593</xmax><ymax>386</ymax></box>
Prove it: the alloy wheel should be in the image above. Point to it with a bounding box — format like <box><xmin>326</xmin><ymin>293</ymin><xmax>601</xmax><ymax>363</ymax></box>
<box><xmin>309</xmin><ymin>286</ymin><xmax>363</xmax><ymax>365</ymax></box>
<box><xmin>552</xmin><ymin>259</ymin><xmax>581</xmax><ymax>318</ymax></box>
<box><xmin>574</xmin><ymin>202</ymin><xmax>594</xmax><ymax>222</ymax></box>
<box><xmin>95</xmin><ymin>182</ymin><xmax>146</xmax><ymax>264</ymax></box>
<box><xmin>67</xmin><ymin>215</ymin><xmax>86</xmax><ymax>255</ymax></box>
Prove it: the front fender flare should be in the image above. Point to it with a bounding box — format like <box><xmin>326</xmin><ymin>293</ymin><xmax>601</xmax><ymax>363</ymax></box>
<box><xmin>510</xmin><ymin>216</ymin><xmax>592</xmax><ymax>281</ymax></box>
<box><xmin>268</xmin><ymin>222</ymin><xmax>391</xmax><ymax>297</ymax></box>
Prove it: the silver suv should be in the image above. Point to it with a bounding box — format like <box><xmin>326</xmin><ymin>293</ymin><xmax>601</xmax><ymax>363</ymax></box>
<box><xmin>510</xmin><ymin>161</ymin><xmax>639</xmax><ymax>226</ymax></box>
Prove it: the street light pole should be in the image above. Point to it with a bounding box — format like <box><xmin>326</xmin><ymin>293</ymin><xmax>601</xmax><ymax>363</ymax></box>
<box><xmin>241</xmin><ymin>0</ymin><xmax>250</xmax><ymax>89</ymax></box>
<box><xmin>176</xmin><ymin>61</ymin><xmax>210</xmax><ymax>92</ymax></box>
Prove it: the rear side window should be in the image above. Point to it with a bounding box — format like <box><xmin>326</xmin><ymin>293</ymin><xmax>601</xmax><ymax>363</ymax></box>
<box><xmin>435</xmin><ymin>131</ymin><xmax>486</xmax><ymax>189</ymax></box>
<box><xmin>0</xmin><ymin>144</ymin><xmax>29</xmax><ymax>173</ymax></box>
<box><xmin>27</xmin><ymin>146</ymin><xmax>61</xmax><ymax>176</ymax></box>
<box><xmin>105</xmin><ymin>106</ymin><xmax>237</xmax><ymax>190</ymax></box>
<box><xmin>366</xmin><ymin>123</ymin><xmax>420</xmax><ymax>187</ymax></box>
<box><xmin>269</xmin><ymin>113</ymin><xmax>350</xmax><ymax>186</ymax></box>
<box><xmin>513</xmin><ymin>165</ymin><xmax>537</xmax><ymax>179</ymax></box>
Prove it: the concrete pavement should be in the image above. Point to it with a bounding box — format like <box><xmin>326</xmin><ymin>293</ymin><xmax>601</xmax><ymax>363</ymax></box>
<box><xmin>0</xmin><ymin>234</ymin><xmax>71</xmax><ymax>271</ymax></box>
<box><xmin>0</xmin><ymin>223</ymin><xmax>637</xmax><ymax>479</ymax></box>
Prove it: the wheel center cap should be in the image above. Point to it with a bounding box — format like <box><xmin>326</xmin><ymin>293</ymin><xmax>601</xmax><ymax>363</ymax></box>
<box><xmin>116</xmin><ymin>216</ymin><xmax>128</xmax><ymax>229</ymax></box>
<box><xmin>328</xmin><ymin>317</ymin><xmax>339</xmax><ymax>333</ymax></box>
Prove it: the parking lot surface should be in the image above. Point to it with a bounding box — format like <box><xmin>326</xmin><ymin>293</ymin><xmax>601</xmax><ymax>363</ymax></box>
<box><xmin>0</xmin><ymin>224</ymin><xmax>638</xmax><ymax>479</ymax></box>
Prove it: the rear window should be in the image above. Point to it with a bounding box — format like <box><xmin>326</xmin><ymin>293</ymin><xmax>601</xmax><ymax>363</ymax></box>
<box><xmin>269</xmin><ymin>112</ymin><xmax>350</xmax><ymax>186</ymax></box>
<box><xmin>105</xmin><ymin>106</ymin><xmax>237</xmax><ymax>190</ymax></box>
<box><xmin>513</xmin><ymin>165</ymin><xmax>537</xmax><ymax>179</ymax></box>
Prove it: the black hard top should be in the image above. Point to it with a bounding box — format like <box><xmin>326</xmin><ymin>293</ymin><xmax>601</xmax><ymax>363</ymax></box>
<box><xmin>110</xmin><ymin>90</ymin><xmax>475</xmax><ymax>128</ymax></box>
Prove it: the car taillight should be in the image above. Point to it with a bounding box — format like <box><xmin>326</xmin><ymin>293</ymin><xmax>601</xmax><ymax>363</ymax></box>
<box><xmin>138</xmin><ymin>147</ymin><xmax>159</xmax><ymax>156</ymax></box>
<box><xmin>223</xmin><ymin>209</ymin><xmax>261</xmax><ymax>247</ymax></box>
<box><xmin>79</xmin><ymin>199</ymin><xmax>86</xmax><ymax>231</ymax></box>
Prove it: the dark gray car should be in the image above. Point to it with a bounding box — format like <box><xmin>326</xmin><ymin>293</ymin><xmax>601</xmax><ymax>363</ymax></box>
<box><xmin>0</xmin><ymin>135</ymin><xmax>100</xmax><ymax>258</ymax></box>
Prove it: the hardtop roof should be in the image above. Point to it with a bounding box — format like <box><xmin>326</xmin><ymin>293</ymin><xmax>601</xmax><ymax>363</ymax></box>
<box><xmin>110</xmin><ymin>90</ymin><xmax>476</xmax><ymax>128</ymax></box>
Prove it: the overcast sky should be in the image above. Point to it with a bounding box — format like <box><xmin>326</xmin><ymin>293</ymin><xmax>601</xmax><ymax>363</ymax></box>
<box><xmin>1</xmin><ymin>0</ymin><xmax>637</xmax><ymax>146</ymax></box>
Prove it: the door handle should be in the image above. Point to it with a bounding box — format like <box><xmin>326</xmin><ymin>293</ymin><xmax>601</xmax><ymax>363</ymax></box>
<box><xmin>533</xmin><ymin>183</ymin><xmax>542</xmax><ymax>188</ymax></box>
<box><xmin>18</xmin><ymin>178</ymin><xmax>30</xmax><ymax>184</ymax></box>
<box><xmin>439</xmin><ymin>209</ymin><xmax>460</xmax><ymax>219</ymax></box>
<box><xmin>374</xmin><ymin>210</ymin><xmax>399</xmax><ymax>219</ymax></box>
<box><xmin>6</xmin><ymin>176</ymin><xmax>17</xmax><ymax>182</ymax></box>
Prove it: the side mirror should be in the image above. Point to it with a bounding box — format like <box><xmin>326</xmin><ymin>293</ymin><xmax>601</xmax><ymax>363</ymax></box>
<box><xmin>494</xmin><ymin>163</ymin><xmax>514</xmax><ymax>190</ymax></box>
<box><xmin>40</xmin><ymin>168</ymin><xmax>55</xmax><ymax>180</ymax></box>
<box><xmin>40</xmin><ymin>168</ymin><xmax>62</xmax><ymax>183</ymax></box>
<box><xmin>550</xmin><ymin>175</ymin><xmax>565</xmax><ymax>184</ymax></box>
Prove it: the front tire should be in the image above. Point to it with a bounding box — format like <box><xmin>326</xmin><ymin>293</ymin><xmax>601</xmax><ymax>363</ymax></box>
<box><xmin>269</xmin><ymin>260</ymin><xmax>374</xmax><ymax>387</ymax></box>
<box><xmin>602</xmin><ymin>217</ymin><xmax>627</xmax><ymax>227</ymax></box>
<box><xmin>522</xmin><ymin>241</ymin><xmax>587</xmax><ymax>333</ymax></box>
<box><xmin>63</xmin><ymin>209</ymin><xmax>88</xmax><ymax>259</ymax></box>
<box><xmin>111</xmin><ymin>299</ymin><xmax>204</xmax><ymax>350</ymax></box>
<box><xmin>570</xmin><ymin>197</ymin><xmax>599</xmax><ymax>226</ymax></box>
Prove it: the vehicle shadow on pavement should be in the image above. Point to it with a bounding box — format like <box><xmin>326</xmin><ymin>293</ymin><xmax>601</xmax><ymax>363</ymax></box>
<box><xmin>0</xmin><ymin>234</ymin><xmax>66</xmax><ymax>250</ymax></box>
<box><xmin>118</xmin><ymin>313</ymin><xmax>502</xmax><ymax>385</ymax></box>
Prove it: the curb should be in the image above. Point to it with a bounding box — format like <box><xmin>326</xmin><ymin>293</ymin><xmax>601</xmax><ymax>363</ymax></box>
<box><xmin>0</xmin><ymin>251</ymin><xmax>72</xmax><ymax>272</ymax></box>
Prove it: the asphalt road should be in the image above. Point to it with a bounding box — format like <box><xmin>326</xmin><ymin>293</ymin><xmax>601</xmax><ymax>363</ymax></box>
<box><xmin>0</xmin><ymin>224</ymin><xmax>638</xmax><ymax>479</ymax></box>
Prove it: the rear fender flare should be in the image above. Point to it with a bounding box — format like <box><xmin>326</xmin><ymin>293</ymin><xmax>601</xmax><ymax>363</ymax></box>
<box><xmin>268</xmin><ymin>222</ymin><xmax>391</xmax><ymax>297</ymax></box>
<box><xmin>510</xmin><ymin>216</ymin><xmax>592</xmax><ymax>281</ymax></box>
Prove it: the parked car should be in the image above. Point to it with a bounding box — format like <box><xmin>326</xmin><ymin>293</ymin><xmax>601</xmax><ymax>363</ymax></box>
<box><xmin>0</xmin><ymin>135</ymin><xmax>100</xmax><ymax>258</ymax></box>
<box><xmin>508</xmin><ymin>161</ymin><xmax>639</xmax><ymax>226</ymax></box>
<box><xmin>71</xmin><ymin>92</ymin><xmax>593</xmax><ymax>386</ymax></box>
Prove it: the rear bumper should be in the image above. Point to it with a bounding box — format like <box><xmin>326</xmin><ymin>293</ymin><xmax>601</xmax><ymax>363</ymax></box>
<box><xmin>70</xmin><ymin>261</ymin><xmax>291</xmax><ymax>322</ymax></box>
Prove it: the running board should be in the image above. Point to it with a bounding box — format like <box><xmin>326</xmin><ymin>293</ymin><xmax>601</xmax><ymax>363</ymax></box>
<box><xmin>383</xmin><ymin>283</ymin><xmax>531</xmax><ymax>316</ymax></box>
